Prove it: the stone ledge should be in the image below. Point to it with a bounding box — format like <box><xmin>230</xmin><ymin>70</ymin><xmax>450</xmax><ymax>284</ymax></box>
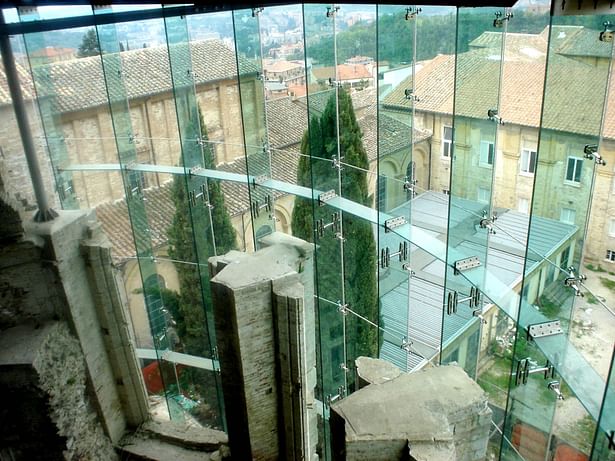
<box><xmin>117</xmin><ymin>420</ymin><xmax>230</xmax><ymax>461</ymax></box>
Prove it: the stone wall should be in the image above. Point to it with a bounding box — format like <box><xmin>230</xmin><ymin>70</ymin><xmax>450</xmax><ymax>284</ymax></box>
<box><xmin>330</xmin><ymin>361</ymin><xmax>491</xmax><ymax>461</ymax></box>
<box><xmin>0</xmin><ymin>322</ymin><xmax>118</xmax><ymax>461</ymax></box>
<box><xmin>208</xmin><ymin>232</ymin><xmax>317</xmax><ymax>461</ymax></box>
<box><xmin>0</xmin><ymin>196</ymin><xmax>145</xmax><ymax>460</ymax></box>
<box><xmin>0</xmin><ymin>201</ymin><xmax>119</xmax><ymax>459</ymax></box>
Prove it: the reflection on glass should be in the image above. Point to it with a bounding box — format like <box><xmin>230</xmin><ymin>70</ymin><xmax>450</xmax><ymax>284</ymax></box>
<box><xmin>19</xmin><ymin>7</ymin><xmax>81</xmax><ymax>209</ymax></box>
<box><xmin>9</xmin><ymin>4</ymin><xmax>615</xmax><ymax>460</ymax></box>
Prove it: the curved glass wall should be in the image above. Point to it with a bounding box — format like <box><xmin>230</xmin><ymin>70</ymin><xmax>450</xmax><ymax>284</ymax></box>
<box><xmin>3</xmin><ymin>3</ymin><xmax>615</xmax><ymax>460</ymax></box>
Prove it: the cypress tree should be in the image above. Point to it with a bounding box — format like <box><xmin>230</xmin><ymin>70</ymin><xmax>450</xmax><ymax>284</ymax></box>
<box><xmin>167</xmin><ymin>105</ymin><xmax>237</xmax><ymax>356</ymax></box>
<box><xmin>292</xmin><ymin>89</ymin><xmax>378</xmax><ymax>386</ymax></box>
<box><xmin>77</xmin><ymin>29</ymin><xmax>100</xmax><ymax>58</ymax></box>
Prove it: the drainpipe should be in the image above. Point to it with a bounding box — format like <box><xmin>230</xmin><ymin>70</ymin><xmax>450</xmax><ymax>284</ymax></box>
<box><xmin>0</xmin><ymin>10</ymin><xmax>57</xmax><ymax>222</ymax></box>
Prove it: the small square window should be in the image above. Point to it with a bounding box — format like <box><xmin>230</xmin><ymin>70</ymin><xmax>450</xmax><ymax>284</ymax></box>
<box><xmin>479</xmin><ymin>141</ymin><xmax>494</xmax><ymax>167</ymax></box>
<box><xmin>565</xmin><ymin>157</ymin><xmax>583</xmax><ymax>184</ymax></box>
<box><xmin>609</xmin><ymin>218</ymin><xmax>615</xmax><ymax>237</ymax></box>
<box><xmin>560</xmin><ymin>207</ymin><xmax>576</xmax><ymax>224</ymax></box>
<box><xmin>478</xmin><ymin>186</ymin><xmax>490</xmax><ymax>203</ymax></box>
<box><xmin>442</xmin><ymin>126</ymin><xmax>453</xmax><ymax>157</ymax></box>
<box><xmin>520</xmin><ymin>149</ymin><xmax>537</xmax><ymax>174</ymax></box>
<box><xmin>606</xmin><ymin>250</ymin><xmax>615</xmax><ymax>262</ymax></box>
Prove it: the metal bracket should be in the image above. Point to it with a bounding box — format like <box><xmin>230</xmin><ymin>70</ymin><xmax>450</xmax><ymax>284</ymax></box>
<box><xmin>326</xmin><ymin>5</ymin><xmax>340</xmax><ymax>18</ymax></box>
<box><xmin>447</xmin><ymin>286</ymin><xmax>481</xmax><ymax>315</ymax></box>
<box><xmin>251</xmin><ymin>6</ymin><xmax>263</xmax><ymax>17</ymax></box>
<box><xmin>564</xmin><ymin>266</ymin><xmax>587</xmax><ymax>297</ymax></box>
<box><xmin>453</xmin><ymin>256</ymin><xmax>481</xmax><ymax>275</ymax></box>
<box><xmin>493</xmin><ymin>11</ymin><xmax>513</xmax><ymax>28</ymax></box>
<box><xmin>332</xmin><ymin>157</ymin><xmax>344</xmax><ymax>170</ymax></box>
<box><xmin>488</xmin><ymin>108</ymin><xmax>504</xmax><ymax>125</ymax></box>
<box><xmin>126</xmin><ymin>182</ymin><xmax>142</xmax><ymax>200</ymax></box>
<box><xmin>326</xmin><ymin>385</ymin><xmax>345</xmax><ymax>406</ymax></box>
<box><xmin>340</xmin><ymin>363</ymin><xmax>350</xmax><ymax>373</ymax></box>
<box><xmin>479</xmin><ymin>210</ymin><xmax>497</xmax><ymax>234</ymax></box>
<box><xmin>403</xmin><ymin>176</ymin><xmax>417</xmax><ymax>196</ymax></box>
<box><xmin>527</xmin><ymin>320</ymin><xmax>563</xmax><ymax>341</ymax></box>
<box><xmin>404</xmin><ymin>88</ymin><xmax>420</xmax><ymax>102</ymax></box>
<box><xmin>400</xmin><ymin>336</ymin><xmax>413</xmax><ymax>353</ymax></box>
<box><xmin>251</xmin><ymin>195</ymin><xmax>272</xmax><ymax>218</ymax></box>
<box><xmin>447</xmin><ymin>291</ymin><xmax>458</xmax><ymax>315</ymax></box>
<box><xmin>600</xmin><ymin>21</ymin><xmax>614</xmax><ymax>43</ymax></box>
<box><xmin>405</xmin><ymin>6</ymin><xmax>421</xmax><ymax>20</ymax></box>
<box><xmin>318</xmin><ymin>189</ymin><xmax>337</xmax><ymax>206</ymax></box>
<box><xmin>380</xmin><ymin>242</ymin><xmax>409</xmax><ymax>268</ymax></box>
<box><xmin>252</xmin><ymin>174</ymin><xmax>268</xmax><ymax>188</ymax></box>
<box><xmin>315</xmin><ymin>212</ymin><xmax>341</xmax><ymax>238</ymax></box>
<box><xmin>584</xmin><ymin>144</ymin><xmax>606</xmax><ymax>165</ymax></box>
<box><xmin>56</xmin><ymin>177</ymin><xmax>74</xmax><ymax>201</ymax></box>
<box><xmin>384</xmin><ymin>216</ymin><xmax>407</xmax><ymax>233</ymax></box>
<box><xmin>605</xmin><ymin>430</ymin><xmax>615</xmax><ymax>450</ymax></box>
<box><xmin>402</xmin><ymin>263</ymin><xmax>415</xmax><ymax>275</ymax></box>
<box><xmin>189</xmin><ymin>165</ymin><xmax>203</xmax><ymax>176</ymax></box>
<box><xmin>188</xmin><ymin>184</ymin><xmax>213</xmax><ymax>209</ymax></box>
<box><xmin>514</xmin><ymin>358</ymin><xmax>555</xmax><ymax>386</ymax></box>
<box><xmin>472</xmin><ymin>309</ymin><xmax>487</xmax><ymax>324</ymax></box>
<box><xmin>328</xmin><ymin>77</ymin><xmax>341</xmax><ymax>88</ymax></box>
<box><xmin>337</xmin><ymin>301</ymin><xmax>349</xmax><ymax>316</ymax></box>
<box><xmin>547</xmin><ymin>380</ymin><xmax>564</xmax><ymax>400</ymax></box>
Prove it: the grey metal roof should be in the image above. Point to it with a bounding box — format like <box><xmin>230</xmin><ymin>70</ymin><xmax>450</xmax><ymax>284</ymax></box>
<box><xmin>378</xmin><ymin>191</ymin><xmax>577</xmax><ymax>371</ymax></box>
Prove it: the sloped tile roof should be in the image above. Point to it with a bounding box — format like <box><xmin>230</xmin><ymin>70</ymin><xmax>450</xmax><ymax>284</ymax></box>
<box><xmin>470</xmin><ymin>31</ymin><xmax>547</xmax><ymax>55</ymax></box>
<box><xmin>96</xmin><ymin>181</ymin><xmax>175</xmax><ymax>263</ymax></box>
<box><xmin>384</xmin><ymin>31</ymin><xmax>614</xmax><ymax>138</ymax></box>
<box><xmin>0</xmin><ymin>40</ymin><xmax>247</xmax><ymax>112</ymax></box>
<box><xmin>555</xmin><ymin>26</ymin><xmax>613</xmax><ymax>58</ymax></box>
<box><xmin>312</xmin><ymin>64</ymin><xmax>372</xmax><ymax>82</ymax></box>
<box><xmin>266</xmin><ymin>96</ymin><xmax>307</xmax><ymax>148</ymax></box>
<box><xmin>0</xmin><ymin>59</ymin><xmax>36</xmax><ymax>104</ymax></box>
<box><xmin>263</xmin><ymin>60</ymin><xmax>303</xmax><ymax>73</ymax></box>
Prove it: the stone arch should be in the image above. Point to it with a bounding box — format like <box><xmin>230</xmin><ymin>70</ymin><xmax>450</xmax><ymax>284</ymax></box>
<box><xmin>275</xmin><ymin>204</ymin><xmax>292</xmax><ymax>235</ymax></box>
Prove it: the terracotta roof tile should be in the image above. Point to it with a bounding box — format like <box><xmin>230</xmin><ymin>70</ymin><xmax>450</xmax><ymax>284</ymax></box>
<box><xmin>312</xmin><ymin>64</ymin><xmax>372</xmax><ymax>82</ymax></box>
<box><xmin>384</xmin><ymin>29</ymin><xmax>615</xmax><ymax>138</ymax></box>
<box><xmin>263</xmin><ymin>60</ymin><xmax>304</xmax><ymax>73</ymax></box>
<box><xmin>0</xmin><ymin>40</ymin><xmax>247</xmax><ymax>112</ymax></box>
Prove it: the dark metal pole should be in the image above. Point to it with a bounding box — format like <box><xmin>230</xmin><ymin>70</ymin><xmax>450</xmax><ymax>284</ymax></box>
<box><xmin>0</xmin><ymin>10</ymin><xmax>57</xmax><ymax>222</ymax></box>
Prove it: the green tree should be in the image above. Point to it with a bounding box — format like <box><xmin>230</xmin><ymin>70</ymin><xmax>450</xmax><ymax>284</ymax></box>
<box><xmin>292</xmin><ymin>89</ymin><xmax>378</xmax><ymax>388</ymax></box>
<box><xmin>167</xmin><ymin>106</ymin><xmax>236</xmax><ymax>357</ymax></box>
<box><xmin>77</xmin><ymin>28</ymin><xmax>100</xmax><ymax>58</ymax></box>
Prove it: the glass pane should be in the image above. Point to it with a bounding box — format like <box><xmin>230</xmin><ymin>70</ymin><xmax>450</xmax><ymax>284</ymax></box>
<box><xmin>592</xmin><ymin>346</ymin><xmax>615</xmax><ymax>460</ymax></box>
<box><xmin>442</xmin><ymin>5</ymin><xmax>505</xmax><ymax>359</ymax></box>
<box><xmin>94</xmin><ymin>8</ymin><xmax>179</xmax><ymax>421</ymax></box>
<box><xmin>504</xmin><ymin>13</ymin><xmax>615</xmax><ymax>461</ymax></box>
<box><xmin>302</xmin><ymin>4</ymin><xmax>345</xmax><ymax>459</ymax></box>
<box><xmin>18</xmin><ymin>7</ymin><xmax>82</xmax><ymax>209</ymax></box>
<box><xmin>233</xmin><ymin>8</ymin><xmax>275</xmax><ymax>249</ymax></box>
<box><xmin>335</xmin><ymin>5</ymin><xmax>378</xmax><ymax>393</ymax></box>
<box><xmin>164</xmin><ymin>11</ymin><xmax>227</xmax><ymax>429</ymax></box>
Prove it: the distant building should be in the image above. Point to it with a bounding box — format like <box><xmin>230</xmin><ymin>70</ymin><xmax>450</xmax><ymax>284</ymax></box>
<box><xmin>263</xmin><ymin>59</ymin><xmax>305</xmax><ymax>86</ymax></box>
<box><xmin>29</xmin><ymin>46</ymin><xmax>75</xmax><ymax>66</ymax></box>
<box><xmin>312</xmin><ymin>63</ymin><xmax>374</xmax><ymax>89</ymax></box>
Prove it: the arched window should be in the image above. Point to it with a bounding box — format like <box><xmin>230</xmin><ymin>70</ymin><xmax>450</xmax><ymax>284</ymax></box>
<box><xmin>144</xmin><ymin>273</ymin><xmax>166</xmax><ymax>291</ymax></box>
<box><xmin>405</xmin><ymin>161</ymin><xmax>416</xmax><ymax>199</ymax></box>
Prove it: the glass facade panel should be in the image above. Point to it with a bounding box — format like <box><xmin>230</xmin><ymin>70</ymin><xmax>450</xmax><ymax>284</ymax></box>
<box><xmin>233</xmin><ymin>8</ymin><xmax>275</xmax><ymax>248</ymax></box>
<box><xmin>5</xmin><ymin>4</ymin><xmax>615</xmax><ymax>460</ymax></box>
